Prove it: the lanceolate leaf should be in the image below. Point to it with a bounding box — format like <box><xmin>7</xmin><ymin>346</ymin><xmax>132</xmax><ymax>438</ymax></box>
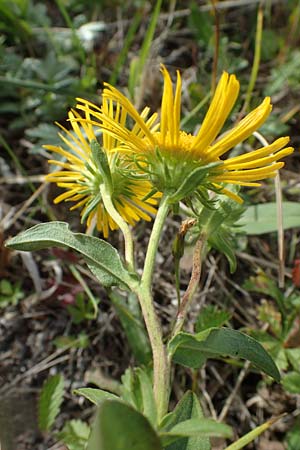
<box><xmin>163</xmin><ymin>391</ymin><xmax>211</xmax><ymax>450</ymax></box>
<box><xmin>169</xmin><ymin>328</ymin><xmax>280</xmax><ymax>382</ymax></box>
<box><xmin>118</xmin><ymin>367</ymin><xmax>157</xmax><ymax>426</ymax></box>
<box><xmin>237</xmin><ymin>202</ymin><xmax>300</xmax><ymax>235</ymax></box>
<box><xmin>5</xmin><ymin>222</ymin><xmax>133</xmax><ymax>289</ymax></box>
<box><xmin>38</xmin><ymin>374</ymin><xmax>65</xmax><ymax>432</ymax></box>
<box><xmin>87</xmin><ymin>400</ymin><xmax>163</xmax><ymax>450</ymax></box>
<box><xmin>160</xmin><ymin>418</ymin><xmax>232</xmax><ymax>447</ymax></box>
<box><xmin>135</xmin><ymin>367</ymin><xmax>157</xmax><ymax>426</ymax></box>
<box><xmin>208</xmin><ymin>229</ymin><xmax>237</xmax><ymax>273</ymax></box>
<box><xmin>73</xmin><ymin>387</ymin><xmax>119</xmax><ymax>405</ymax></box>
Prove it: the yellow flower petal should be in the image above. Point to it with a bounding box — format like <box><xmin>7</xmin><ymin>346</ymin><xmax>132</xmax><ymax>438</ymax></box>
<box><xmin>206</xmin><ymin>97</ymin><xmax>272</xmax><ymax>160</ymax></box>
<box><xmin>71</xmin><ymin>67</ymin><xmax>293</xmax><ymax>205</ymax></box>
<box><xmin>43</xmin><ymin>145</ymin><xmax>84</xmax><ymax>165</ymax></box>
<box><xmin>191</xmin><ymin>72</ymin><xmax>240</xmax><ymax>152</ymax></box>
<box><xmin>223</xmin><ymin>147</ymin><xmax>293</xmax><ymax>170</ymax></box>
<box><xmin>213</xmin><ymin>162</ymin><xmax>284</xmax><ymax>182</ymax></box>
<box><xmin>222</xmin><ymin>137</ymin><xmax>290</xmax><ymax>167</ymax></box>
<box><xmin>102</xmin><ymin>83</ymin><xmax>156</xmax><ymax>145</ymax></box>
<box><xmin>46</xmin><ymin>99</ymin><xmax>160</xmax><ymax>236</ymax></box>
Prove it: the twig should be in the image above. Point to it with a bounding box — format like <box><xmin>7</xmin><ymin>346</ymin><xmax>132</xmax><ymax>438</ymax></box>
<box><xmin>171</xmin><ymin>234</ymin><xmax>205</xmax><ymax>337</ymax></box>
<box><xmin>236</xmin><ymin>251</ymin><xmax>291</xmax><ymax>276</ymax></box>
<box><xmin>0</xmin><ymin>175</ymin><xmax>45</xmax><ymax>184</ymax></box>
<box><xmin>218</xmin><ymin>360</ymin><xmax>251</xmax><ymax>422</ymax></box>
<box><xmin>0</xmin><ymin>182</ymin><xmax>48</xmax><ymax>230</ymax></box>
<box><xmin>159</xmin><ymin>0</ymin><xmax>282</xmax><ymax>19</ymax></box>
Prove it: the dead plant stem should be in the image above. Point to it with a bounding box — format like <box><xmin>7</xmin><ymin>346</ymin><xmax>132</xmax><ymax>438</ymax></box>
<box><xmin>171</xmin><ymin>234</ymin><xmax>206</xmax><ymax>337</ymax></box>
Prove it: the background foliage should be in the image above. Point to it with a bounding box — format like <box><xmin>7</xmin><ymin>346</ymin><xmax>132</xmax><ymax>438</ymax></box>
<box><xmin>1</xmin><ymin>1</ymin><xmax>300</xmax><ymax>449</ymax></box>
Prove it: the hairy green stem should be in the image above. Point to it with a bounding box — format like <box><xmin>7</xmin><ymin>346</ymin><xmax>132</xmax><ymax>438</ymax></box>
<box><xmin>141</xmin><ymin>195</ymin><xmax>169</xmax><ymax>288</ymax></box>
<box><xmin>100</xmin><ymin>184</ymin><xmax>135</xmax><ymax>272</ymax></box>
<box><xmin>135</xmin><ymin>285</ymin><xmax>170</xmax><ymax>420</ymax></box>
<box><xmin>136</xmin><ymin>195</ymin><xmax>170</xmax><ymax>420</ymax></box>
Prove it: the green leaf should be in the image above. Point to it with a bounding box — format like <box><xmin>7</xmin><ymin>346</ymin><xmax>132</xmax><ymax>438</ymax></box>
<box><xmin>0</xmin><ymin>279</ymin><xmax>13</xmax><ymax>295</ymax></box>
<box><xmin>237</xmin><ymin>202</ymin><xmax>300</xmax><ymax>235</ymax></box>
<box><xmin>0</xmin><ymin>279</ymin><xmax>24</xmax><ymax>307</ymax></box>
<box><xmin>261</xmin><ymin>29</ymin><xmax>280</xmax><ymax>62</ymax></box>
<box><xmin>285</xmin><ymin>348</ymin><xmax>300</xmax><ymax>372</ymax></box>
<box><xmin>194</xmin><ymin>194</ymin><xmax>244</xmax><ymax>272</ymax></box>
<box><xmin>162</xmin><ymin>391</ymin><xmax>211</xmax><ymax>450</ymax></box>
<box><xmin>282</xmin><ymin>372</ymin><xmax>300</xmax><ymax>393</ymax></box>
<box><xmin>195</xmin><ymin>306</ymin><xmax>231</xmax><ymax>333</ymax></box>
<box><xmin>119</xmin><ymin>368</ymin><xmax>138</xmax><ymax>408</ymax></box>
<box><xmin>87</xmin><ymin>400</ymin><xmax>163</xmax><ymax>450</ymax></box>
<box><xmin>118</xmin><ymin>367</ymin><xmax>157</xmax><ymax>425</ymax></box>
<box><xmin>57</xmin><ymin>419</ymin><xmax>90</xmax><ymax>450</ymax></box>
<box><xmin>160</xmin><ymin>418</ymin><xmax>232</xmax><ymax>446</ymax></box>
<box><xmin>208</xmin><ymin>229</ymin><xmax>237</xmax><ymax>273</ymax></box>
<box><xmin>56</xmin><ymin>420</ymin><xmax>90</xmax><ymax>450</ymax></box>
<box><xmin>265</xmin><ymin>49</ymin><xmax>300</xmax><ymax>97</ymax></box>
<box><xmin>169</xmin><ymin>328</ymin><xmax>280</xmax><ymax>382</ymax></box>
<box><xmin>135</xmin><ymin>368</ymin><xmax>157</xmax><ymax>426</ymax></box>
<box><xmin>127</xmin><ymin>0</ymin><xmax>162</xmax><ymax>98</ymax></box>
<box><xmin>38</xmin><ymin>374</ymin><xmax>64</xmax><ymax>432</ymax></box>
<box><xmin>110</xmin><ymin>291</ymin><xmax>151</xmax><ymax>365</ymax></box>
<box><xmin>73</xmin><ymin>387</ymin><xmax>119</xmax><ymax>404</ymax></box>
<box><xmin>188</xmin><ymin>1</ymin><xmax>213</xmax><ymax>45</ymax></box>
<box><xmin>169</xmin><ymin>162</ymin><xmax>221</xmax><ymax>204</ymax></box>
<box><xmin>5</xmin><ymin>222</ymin><xmax>133</xmax><ymax>289</ymax></box>
<box><xmin>272</xmin><ymin>346</ymin><xmax>289</xmax><ymax>372</ymax></box>
<box><xmin>54</xmin><ymin>333</ymin><xmax>90</xmax><ymax>349</ymax></box>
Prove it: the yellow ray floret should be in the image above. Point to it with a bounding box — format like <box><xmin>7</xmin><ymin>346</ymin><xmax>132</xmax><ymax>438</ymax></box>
<box><xmin>44</xmin><ymin>104</ymin><xmax>160</xmax><ymax>238</ymax></box>
<box><xmin>75</xmin><ymin>65</ymin><xmax>293</xmax><ymax>202</ymax></box>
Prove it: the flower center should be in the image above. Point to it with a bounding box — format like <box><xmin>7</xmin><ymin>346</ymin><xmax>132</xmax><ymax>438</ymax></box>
<box><xmin>149</xmin><ymin>131</ymin><xmax>197</xmax><ymax>160</ymax></box>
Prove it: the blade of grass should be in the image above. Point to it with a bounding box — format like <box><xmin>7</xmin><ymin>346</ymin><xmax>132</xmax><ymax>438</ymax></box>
<box><xmin>128</xmin><ymin>0</ymin><xmax>163</xmax><ymax>100</ymax></box>
<box><xmin>180</xmin><ymin>92</ymin><xmax>211</xmax><ymax>128</ymax></box>
<box><xmin>0</xmin><ymin>76</ymin><xmax>99</xmax><ymax>102</ymax></box>
<box><xmin>109</xmin><ymin>6</ymin><xmax>144</xmax><ymax>85</ymax></box>
<box><xmin>210</xmin><ymin>0</ymin><xmax>220</xmax><ymax>94</ymax></box>
<box><xmin>54</xmin><ymin>0</ymin><xmax>86</xmax><ymax>65</ymax></box>
<box><xmin>0</xmin><ymin>76</ymin><xmax>73</xmax><ymax>93</ymax></box>
<box><xmin>224</xmin><ymin>415</ymin><xmax>285</xmax><ymax>450</ymax></box>
<box><xmin>69</xmin><ymin>264</ymin><xmax>99</xmax><ymax>319</ymax></box>
<box><xmin>242</xmin><ymin>4</ymin><xmax>263</xmax><ymax>113</ymax></box>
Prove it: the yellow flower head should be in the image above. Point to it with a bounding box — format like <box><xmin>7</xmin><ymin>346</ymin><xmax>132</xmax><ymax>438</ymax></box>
<box><xmin>76</xmin><ymin>65</ymin><xmax>293</xmax><ymax>203</ymax></box>
<box><xmin>44</xmin><ymin>101</ymin><xmax>160</xmax><ymax>238</ymax></box>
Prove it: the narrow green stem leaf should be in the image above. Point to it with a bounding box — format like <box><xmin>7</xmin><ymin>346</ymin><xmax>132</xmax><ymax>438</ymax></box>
<box><xmin>224</xmin><ymin>415</ymin><xmax>284</xmax><ymax>450</ymax></box>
